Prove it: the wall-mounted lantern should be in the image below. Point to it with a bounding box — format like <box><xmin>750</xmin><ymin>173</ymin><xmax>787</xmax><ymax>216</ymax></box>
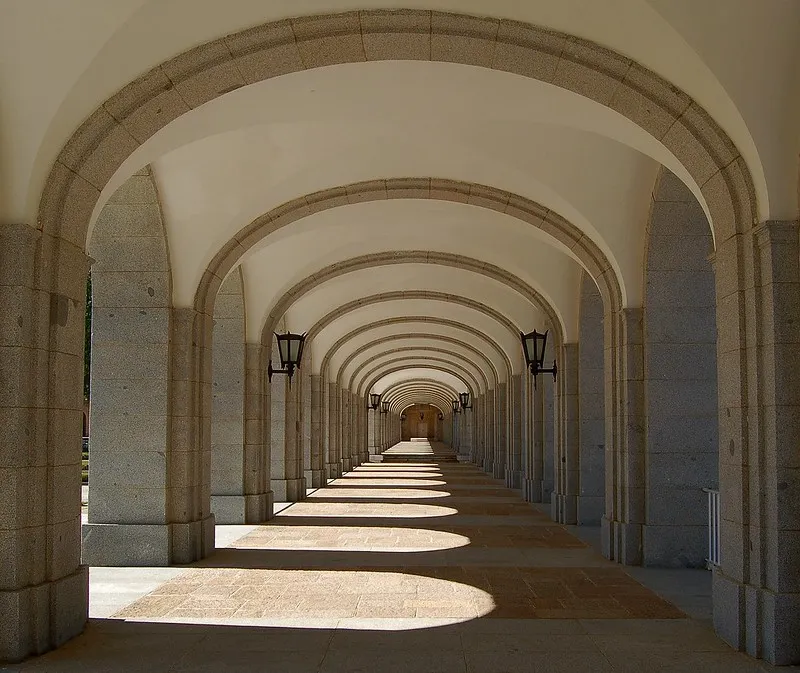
<box><xmin>368</xmin><ymin>393</ymin><xmax>381</xmax><ymax>410</ymax></box>
<box><xmin>400</xmin><ymin>413</ymin><xmax>407</xmax><ymax>421</ymax></box>
<box><xmin>451</xmin><ymin>399</ymin><xmax>461</xmax><ymax>414</ymax></box>
<box><xmin>380</xmin><ymin>401</ymin><xmax>390</xmax><ymax>415</ymax></box>
<box><xmin>268</xmin><ymin>332</ymin><xmax>306</xmax><ymax>383</ymax></box>
<box><xmin>437</xmin><ymin>412</ymin><xmax>444</xmax><ymax>421</ymax></box>
<box><xmin>520</xmin><ymin>329</ymin><xmax>558</xmax><ymax>387</ymax></box>
<box><xmin>419</xmin><ymin>411</ymin><xmax>425</xmax><ymax>421</ymax></box>
<box><xmin>459</xmin><ymin>392</ymin><xmax>472</xmax><ymax>410</ymax></box>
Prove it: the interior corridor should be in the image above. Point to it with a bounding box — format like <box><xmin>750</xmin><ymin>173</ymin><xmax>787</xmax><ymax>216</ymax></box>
<box><xmin>7</xmin><ymin>443</ymin><xmax>789</xmax><ymax>673</ymax></box>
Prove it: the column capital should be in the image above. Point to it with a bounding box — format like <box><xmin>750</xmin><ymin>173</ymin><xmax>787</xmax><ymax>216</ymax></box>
<box><xmin>753</xmin><ymin>219</ymin><xmax>799</xmax><ymax>247</ymax></box>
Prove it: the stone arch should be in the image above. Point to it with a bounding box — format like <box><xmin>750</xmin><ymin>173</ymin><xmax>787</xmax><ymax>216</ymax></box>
<box><xmin>576</xmin><ymin>271</ymin><xmax>606</xmax><ymax>526</ymax></box>
<box><xmin>308</xmin><ymin>290</ymin><xmax>524</xmax><ymax>352</ymax></box>
<box><xmin>209</xmin><ymin>268</ymin><xmax>253</xmax><ymax>524</ymax></box>
<box><xmin>201</xmin><ymin>178</ymin><xmax>620</xmax><ymax>329</ymax></box>
<box><xmin>362</xmin><ymin>363</ymin><xmax>478</xmax><ymax>402</ymax></box>
<box><xmin>349</xmin><ymin>346</ymin><xmax>490</xmax><ymax>394</ymax></box>
<box><xmin>641</xmin><ymin>168</ymin><xmax>718</xmax><ymax>568</ymax></box>
<box><xmin>82</xmin><ymin>167</ymin><xmax>175</xmax><ymax>567</ymax></box>
<box><xmin>8</xmin><ymin>9</ymin><xmax>786</xmax><ymax>664</ymax></box>
<box><xmin>261</xmin><ymin>250</ymin><xmax>565</xmax><ymax>362</ymax></box>
<box><xmin>339</xmin><ymin>334</ymin><xmax>500</xmax><ymax>388</ymax></box>
<box><xmin>319</xmin><ymin>316</ymin><xmax>514</xmax><ymax>384</ymax></box>
<box><xmin>39</xmin><ymin>11</ymin><xmax>755</xmax><ymax>259</ymax></box>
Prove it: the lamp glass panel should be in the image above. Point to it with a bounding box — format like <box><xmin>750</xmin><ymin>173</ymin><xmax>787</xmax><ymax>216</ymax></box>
<box><xmin>276</xmin><ymin>333</ymin><xmax>290</xmax><ymax>366</ymax></box>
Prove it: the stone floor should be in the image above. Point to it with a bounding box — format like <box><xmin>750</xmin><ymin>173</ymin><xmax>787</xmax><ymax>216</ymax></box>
<box><xmin>7</xmin><ymin>443</ymin><xmax>798</xmax><ymax>672</ymax></box>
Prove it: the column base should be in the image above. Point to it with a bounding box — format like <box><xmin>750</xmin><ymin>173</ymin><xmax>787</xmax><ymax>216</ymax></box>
<box><xmin>576</xmin><ymin>495</ymin><xmax>604</xmax><ymax>526</ymax></box>
<box><xmin>522</xmin><ymin>477</ymin><xmax>542</xmax><ymax>503</ymax></box>
<box><xmin>642</xmin><ymin>523</ymin><xmax>707</xmax><ymax>568</ymax></box>
<box><xmin>601</xmin><ymin>516</ymin><xmax>642</xmax><ymax>565</ymax></box>
<box><xmin>504</xmin><ymin>469</ymin><xmax>522</xmax><ymax>490</ymax></box>
<box><xmin>492</xmin><ymin>463</ymin><xmax>505</xmax><ymax>480</ymax></box>
<box><xmin>341</xmin><ymin>457</ymin><xmax>353</xmax><ymax>473</ymax></box>
<box><xmin>211</xmin><ymin>493</ymin><xmax>272</xmax><ymax>524</ymax></box>
<box><xmin>82</xmin><ymin>515</ymin><xmax>215</xmax><ymax>566</ymax></box>
<box><xmin>325</xmin><ymin>462</ymin><xmax>342</xmax><ymax>480</ymax></box>
<box><xmin>306</xmin><ymin>469</ymin><xmax>326</xmax><ymax>489</ymax></box>
<box><xmin>713</xmin><ymin>568</ymin><xmax>800</xmax><ymax>665</ymax></box>
<box><xmin>0</xmin><ymin>566</ymin><xmax>88</xmax><ymax>663</ymax></box>
<box><xmin>551</xmin><ymin>492</ymin><xmax>577</xmax><ymax>524</ymax></box>
<box><xmin>271</xmin><ymin>478</ymin><xmax>306</xmax><ymax>502</ymax></box>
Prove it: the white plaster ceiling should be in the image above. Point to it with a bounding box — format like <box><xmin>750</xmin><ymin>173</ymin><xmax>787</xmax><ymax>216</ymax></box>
<box><xmin>343</xmin><ymin>341</ymin><xmax>494</xmax><ymax>390</ymax></box>
<box><xmin>5</xmin><ymin>1</ymin><xmax>799</xmax><ymax>406</ymax></box>
<box><xmin>375</xmin><ymin>368</ymin><xmax>467</xmax><ymax>397</ymax></box>
<box><xmin>5</xmin><ymin>0</ymin><xmax>800</xmax><ymax>223</ymax></box>
<box><xmin>325</xmin><ymin>321</ymin><xmax>510</xmax><ymax>382</ymax></box>
<box><xmin>355</xmin><ymin>356</ymin><xmax>483</xmax><ymax>397</ymax></box>
<box><xmin>314</xmin><ymin>300</ymin><xmax>521</xmax><ymax>379</ymax></box>
<box><xmin>143</xmin><ymin>97</ymin><xmax>658</xmax><ymax>310</ymax></box>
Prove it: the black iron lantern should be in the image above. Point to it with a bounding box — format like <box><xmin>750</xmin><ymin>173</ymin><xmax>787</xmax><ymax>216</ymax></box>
<box><xmin>369</xmin><ymin>393</ymin><xmax>381</xmax><ymax>410</ymax></box>
<box><xmin>268</xmin><ymin>331</ymin><xmax>306</xmax><ymax>382</ymax></box>
<box><xmin>451</xmin><ymin>399</ymin><xmax>461</xmax><ymax>414</ymax></box>
<box><xmin>381</xmin><ymin>400</ymin><xmax>390</xmax><ymax>414</ymax></box>
<box><xmin>459</xmin><ymin>392</ymin><xmax>472</xmax><ymax>410</ymax></box>
<box><xmin>400</xmin><ymin>413</ymin><xmax>407</xmax><ymax>421</ymax></box>
<box><xmin>520</xmin><ymin>329</ymin><xmax>557</xmax><ymax>386</ymax></box>
<box><xmin>437</xmin><ymin>412</ymin><xmax>444</xmax><ymax>421</ymax></box>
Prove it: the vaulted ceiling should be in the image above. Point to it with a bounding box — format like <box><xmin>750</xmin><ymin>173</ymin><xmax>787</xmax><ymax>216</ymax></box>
<box><xmin>4</xmin><ymin>0</ymin><xmax>799</xmax><ymax>400</ymax></box>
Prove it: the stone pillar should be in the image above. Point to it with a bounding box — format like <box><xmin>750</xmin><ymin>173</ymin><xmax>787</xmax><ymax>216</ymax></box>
<box><xmin>339</xmin><ymin>388</ymin><xmax>351</xmax><ymax>472</ymax></box>
<box><xmin>602</xmin><ymin>308</ymin><xmax>646</xmax><ymax>565</ymax></box>
<box><xmin>326</xmin><ymin>382</ymin><xmax>340</xmax><ymax>479</ymax></box>
<box><xmin>270</xmin><ymin>344</ymin><xmax>305</xmax><ymax>502</ymax></box>
<box><xmin>506</xmin><ymin>374</ymin><xmax>523</xmax><ymax>489</ymax></box>
<box><xmin>368</xmin><ymin>409</ymin><xmax>379</xmax><ymax>455</ymax></box>
<box><xmin>85</xmin><ymin>171</ymin><xmax>215</xmax><ymax>565</ymax></box>
<box><xmin>309</xmin><ymin>374</ymin><xmax>325</xmax><ymax>487</ymax></box>
<box><xmin>523</xmin><ymin>376</ymin><xmax>545</xmax><ymax>502</ymax></box>
<box><xmin>578</xmin><ymin>274</ymin><xmax>606</xmax><ymax>525</ymax></box>
<box><xmin>242</xmin><ymin>344</ymin><xmax>272</xmax><ymax>520</ymax></box>
<box><xmin>210</xmin><ymin>273</ymin><xmax>248</xmax><ymax>524</ymax></box>
<box><xmin>84</xmin><ymin>307</ymin><xmax>214</xmax><ymax>565</ymax></box>
<box><xmin>458</xmin><ymin>408</ymin><xmax>472</xmax><ymax>460</ymax></box>
<box><xmin>301</xmin><ymin>366</ymin><xmax>313</xmax><ymax>487</ymax></box>
<box><xmin>1</xmin><ymin>225</ymin><xmax>88</xmax><ymax>661</ymax></box>
<box><xmin>552</xmin><ymin>343</ymin><xmax>579</xmax><ymax>524</ymax></box>
<box><xmin>474</xmin><ymin>394</ymin><xmax>485</xmax><ymax>467</ymax></box>
<box><xmin>642</xmin><ymin>178</ymin><xmax>718</xmax><ymax>566</ymax></box>
<box><xmin>484</xmin><ymin>388</ymin><xmax>495</xmax><ymax>475</ymax></box>
<box><xmin>493</xmin><ymin>385</ymin><xmax>507</xmax><ymax>479</ymax></box>
<box><xmin>712</xmin><ymin>220</ymin><xmax>800</xmax><ymax>665</ymax></box>
<box><xmin>542</xmin><ymin>373</ymin><xmax>555</xmax><ymax>504</ymax></box>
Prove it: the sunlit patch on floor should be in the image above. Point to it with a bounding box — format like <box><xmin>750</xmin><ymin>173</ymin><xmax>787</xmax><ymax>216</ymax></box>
<box><xmin>231</xmin><ymin>525</ymin><xmax>471</xmax><ymax>552</ymax></box>
<box><xmin>331</xmin><ymin>478</ymin><xmax>447</xmax><ymax>487</ymax></box>
<box><xmin>276</xmin><ymin>502</ymin><xmax>458</xmax><ymax>518</ymax></box>
<box><xmin>307</xmin><ymin>487</ymin><xmax>451</xmax><ymax>499</ymax></box>
<box><xmin>113</xmin><ymin>569</ymin><xmax>495</xmax><ymax>625</ymax></box>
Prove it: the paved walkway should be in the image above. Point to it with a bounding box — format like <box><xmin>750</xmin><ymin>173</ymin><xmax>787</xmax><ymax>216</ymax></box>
<box><xmin>9</xmin><ymin>444</ymin><xmax>796</xmax><ymax>672</ymax></box>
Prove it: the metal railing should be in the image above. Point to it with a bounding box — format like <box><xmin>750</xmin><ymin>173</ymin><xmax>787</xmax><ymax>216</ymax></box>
<box><xmin>703</xmin><ymin>487</ymin><xmax>720</xmax><ymax>568</ymax></box>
